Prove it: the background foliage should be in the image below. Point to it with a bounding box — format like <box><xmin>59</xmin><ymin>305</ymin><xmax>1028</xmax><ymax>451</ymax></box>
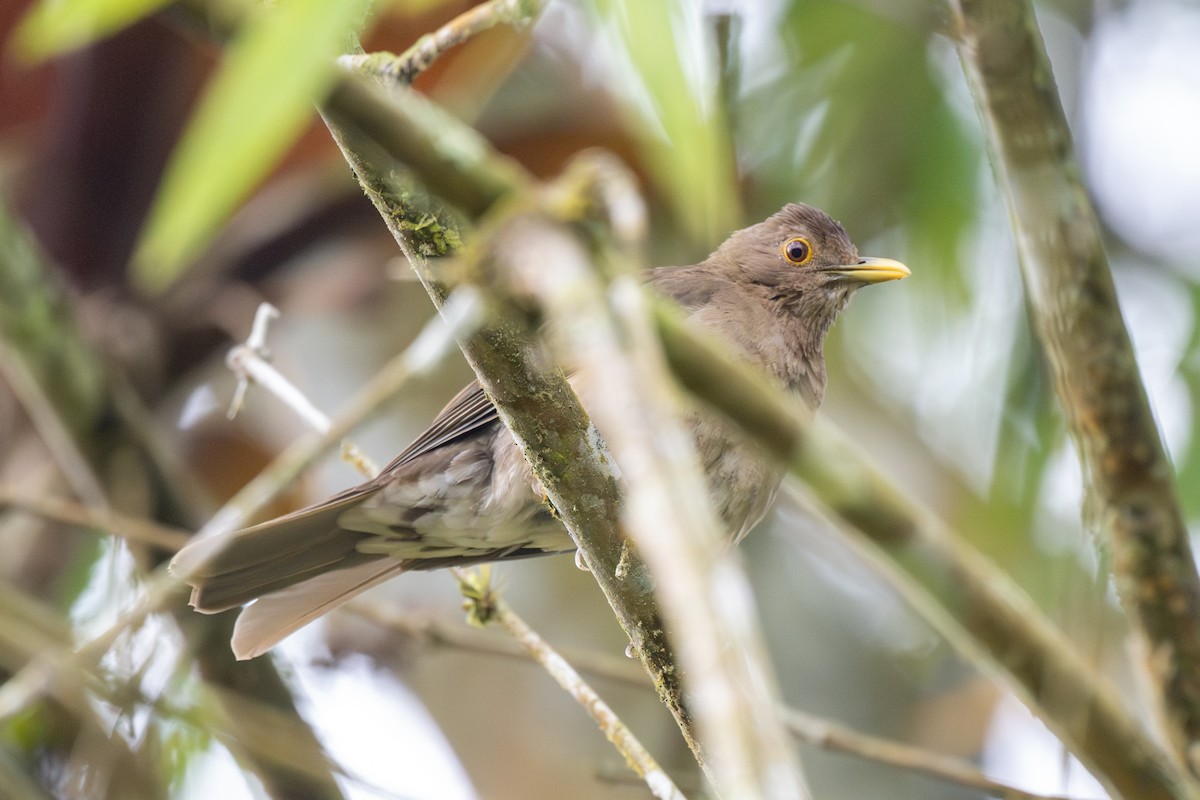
<box><xmin>0</xmin><ymin>0</ymin><xmax>1197</xmax><ymax>797</ymax></box>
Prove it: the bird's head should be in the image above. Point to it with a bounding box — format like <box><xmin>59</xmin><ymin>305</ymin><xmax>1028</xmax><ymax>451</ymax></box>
<box><xmin>713</xmin><ymin>203</ymin><xmax>910</xmax><ymax>323</ymax></box>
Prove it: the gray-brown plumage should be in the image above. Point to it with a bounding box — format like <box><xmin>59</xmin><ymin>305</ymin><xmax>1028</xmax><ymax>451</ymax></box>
<box><xmin>170</xmin><ymin>203</ymin><xmax>909</xmax><ymax>659</ymax></box>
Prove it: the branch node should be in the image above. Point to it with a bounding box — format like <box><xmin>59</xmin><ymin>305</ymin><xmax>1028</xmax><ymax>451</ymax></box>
<box><xmin>226</xmin><ymin>302</ymin><xmax>280</xmax><ymax>420</ymax></box>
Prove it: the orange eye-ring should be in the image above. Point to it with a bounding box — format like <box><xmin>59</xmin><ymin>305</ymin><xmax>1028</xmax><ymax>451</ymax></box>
<box><xmin>782</xmin><ymin>237</ymin><xmax>813</xmax><ymax>265</ymax></box>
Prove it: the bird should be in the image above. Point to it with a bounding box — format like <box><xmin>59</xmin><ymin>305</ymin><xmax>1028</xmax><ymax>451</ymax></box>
<box><xmin>170</xmin><ymin>203</ymin><xmax>909</xmax><ymax>659</ymax></box>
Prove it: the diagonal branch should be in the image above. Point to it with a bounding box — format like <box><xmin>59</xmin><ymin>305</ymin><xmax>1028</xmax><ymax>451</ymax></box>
<box><xmin>340</xmin><ymin>0</ymin><xmax>545</xmax><ymax>86</ymax></box>
<box><xmin>949</xmin><ymin>0</ymin><xmax>1200</xmax><ymax>777</ymax></box>
<box><xmin>490</xmin><ymin>204</ymin><xmax>809</xmax><ymax>797</ymax></box>
<box><xmin>0</xmin><ymin>486</ymin><xmax>191</xmax><ymax>551</ymax></box>
<box><xmin>320</xmin><ymin>94</ymin><xmax>706</xmax><ymax>769</ymax></box>
<box><xmin>457</xmin><ymin>571</ymin><xmax>687</xmax><ymax>800</ymax></box>
<box><xmin>781</xmin><ymin>707</ymin><xmax>1091</xmax><ymax>800</ymax></box>
<box><xmin>656</xmin><ymin>303</ymin><xmax>1197</xmax><ymax>800</ymax></box>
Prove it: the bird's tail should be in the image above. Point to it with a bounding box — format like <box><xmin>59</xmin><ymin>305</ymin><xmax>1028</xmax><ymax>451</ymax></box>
<box><xmin>230</xmin><ymin>560</ymin><xmax>406</xmax><ymax>659</ymax></box>
<box><xmin>170</xmin><ymin>493</ymin><xmax>399</xmax><ymax>658</ymax></box>
<box><xmin>171</xmin><ymin>492</ymin><xmax>380</xmax><ymax>611</ymax></box>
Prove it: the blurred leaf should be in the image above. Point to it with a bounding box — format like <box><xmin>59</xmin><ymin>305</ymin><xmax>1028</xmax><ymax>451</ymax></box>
<box><xmin>738</xmin><ymin>1</ymin><xmax>979</xmax><ymax>292</ymax></box>
<box><xmin>0</xmin><ymin>744</ymin><xmax>52</xmax><ymax>800</ymax></box>
<box><xmin>13</xmin><ymin>0</ymin><xmax>171</xmax><ymax>60</ymax></box>
<box><xmin>133</xmin><ymin>0</ymin><xmax>370</xmax><ymax>291</ymax></box>
<box><xmin>583</xmin><ymin>0</ymin><xmax>740</xmax><ymax>246</ymax></box>
<box><xmin>0</xmin><ymin>199</ymin><xmax>107</xmax><ymax>439</ymax></box>
<box><xmin>384</xmin><ymin>0</ymin><xmax>465</xmax><ymax>18</ymax></box>
<box><xmin>991</xmin><ymin>329</ymin><xmax>1055</xmax><ymax>501</ymax></box>
<box><xmin>1175</xmin><ymin>281</ymin><xmax>1200</xmax><ymax>522</ymax></box>
<box><xmin>159</xmin><ymin>710</ymin><xmax>214</xmax><ymax>792</ymax></box>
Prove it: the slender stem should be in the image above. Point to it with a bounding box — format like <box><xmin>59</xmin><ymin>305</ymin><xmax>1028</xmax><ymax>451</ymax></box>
<box><xmin>340</xmin><ymin>0</ymin><xmax>545</xmax><ymax>86</ymax></box>
<box><xmin>455</xmin><ymin>569</ymin><xmax>687</xmax><ymax>800</ymax></box>
<box><xmin>343</xmin><ymin>600</ymin><xmax>650</xmax><ymax>687</ymax></box>
<box><xmin>188</xmin><ymin>288</ymin><xmax>483</xmax><ymax>541</ymax></box>
<box><xmin>0</xmin><ymin>338</ymin><xmax>108</xmax><ymax>508</ymax></box>
<box><xmin>0</xmin><ymin>487</ymin><xmax>191</xmax><ymax>551</ymax></box>
<box><xmin>781</xmin><ymin>707</ymin><xmax>1088</xmax><ymax>800</ymax></box>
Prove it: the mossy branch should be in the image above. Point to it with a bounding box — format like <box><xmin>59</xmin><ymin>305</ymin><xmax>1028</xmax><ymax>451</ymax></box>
<box><xmin>320</xmin><ymin>79</ymin><xmax>706</xmax><ymax>772</ymax></box>
<box><xmin>949</xmin><ymin>0</ymin><xmax>1200</xmax><ymax>779</ymax></box>
<box><xmin>490</xmin><ymin>207</ymin><xmax>810</xmax><ymax>797</ymax></box>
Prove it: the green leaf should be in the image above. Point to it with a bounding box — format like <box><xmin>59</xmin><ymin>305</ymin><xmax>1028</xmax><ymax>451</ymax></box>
<box><xmin>584</xmin><ymin>0</ymin><xmax>740</xmax><ymax>248</ymax></box>
<box><xmin>738</xmin><ymin>0</ymin><xmax>979</xmax><ymax>292</ymax></box>
<box><xmin>133</xmin><ymin>0</ymin><xmax>370</xmax><ymax>292</ymax></box>
<box><xmin>13</xmin><ymin>0</ymin><xmax>171</xmax><ymax>60</ymax></box>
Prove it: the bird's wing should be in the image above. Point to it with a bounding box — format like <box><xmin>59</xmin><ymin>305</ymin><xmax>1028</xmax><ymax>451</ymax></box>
<box><xmin>386</xmin><ymin>272</ymin><xmax>734</xmax><ymax>476</ymax></box>
<box><xmin>374</xmin><ymin>380</ymin><xmax>499</xmax><ymax>474</ymax></box>
<box><xmin>172</xmin><ymin>381</ymin><xmax>502</xmax><ymax>609</ymax></box>
<box><xmin>646</xmin><ymin>265</ymin><xmax>727</xmax><ymax>313</ymax></box>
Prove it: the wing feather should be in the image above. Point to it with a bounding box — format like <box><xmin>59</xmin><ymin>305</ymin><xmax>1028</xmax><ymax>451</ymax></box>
<box><xmin>172</xmin><ymin>381</ymin><xmax>505</xmax><ymax>616</ymax></box>
<box><xmin>374</xmin><ymin>381</ymin><xmax>498</xmax><ymax>474</ymax></box>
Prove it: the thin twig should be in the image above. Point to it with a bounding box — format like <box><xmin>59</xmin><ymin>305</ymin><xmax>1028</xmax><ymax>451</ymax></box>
<box><xmin>0</xmin><ymin>486</ymin><xmax>191</xmax><ymax>551</ymax></box>
<box><xmin>227</xmin><ymin>302</ymin><xmax>279</xmax><ymax>419</ymax></box>
<box><xmin>0</xmin><ymin>338</ymin><xmax>108</xmax><ymax>508</ymax></box>
<box><xmin>339</xmin><ymin>0</ymin><xmax>545</xmax><ymax>86</ymax></box>
<box><xmin>454</xmin><ymin>569</ymin><xmax>687</xmax><ymax>800</ymax></box>
<box><xmin>225</xmin><ymin>304</ymin><xmax>378</xmax><ymax>476</ymax></box>
<box><xmin>343</xmin><ymin>600</ymin><xmax>648</xmax><ymax>688</ymax></box>
<box><xmin>782</xmin><ymin>707</ymin><xmax>1093</xmax><ymax>800</ymax></box>
<box><xmin>187</xmin><ymin>286</ymin><xmax>483</xmax><ymax>542</ymax></box>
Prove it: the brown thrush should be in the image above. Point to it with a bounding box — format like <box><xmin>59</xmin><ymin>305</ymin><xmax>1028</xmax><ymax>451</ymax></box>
<box><xmin>171</xmin><ymin>203</ymin><xmax>909</xmax><ymax>658</ymax></box>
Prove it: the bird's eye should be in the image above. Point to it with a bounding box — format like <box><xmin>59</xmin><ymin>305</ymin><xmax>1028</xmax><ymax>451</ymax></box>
<box><xmin>782</xmin><ymin>237</ymin><xmax>813</xmax><ymax>265</ymax></box>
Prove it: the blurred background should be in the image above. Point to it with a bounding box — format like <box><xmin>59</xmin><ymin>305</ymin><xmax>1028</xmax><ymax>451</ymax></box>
<box><xmin>1</xmin><ymin>0</ymin><xmax>1198</xmax><ymax>797</ymax></box>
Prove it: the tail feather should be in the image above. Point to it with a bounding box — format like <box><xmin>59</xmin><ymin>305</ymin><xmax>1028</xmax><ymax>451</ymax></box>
<box><xmin>170</xmin><ymin>490</ymin><xmax>384</xmax><ymax>613</ymax></box>
<box><xmin>231</xmin><ymin>560</ymin><xmax>408</xmax><ymax>660</ymax></box>
<box><xmin>192</xmin><ymin>547</ymin><xmax>381</xmax><ymax>613</ymax></box>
